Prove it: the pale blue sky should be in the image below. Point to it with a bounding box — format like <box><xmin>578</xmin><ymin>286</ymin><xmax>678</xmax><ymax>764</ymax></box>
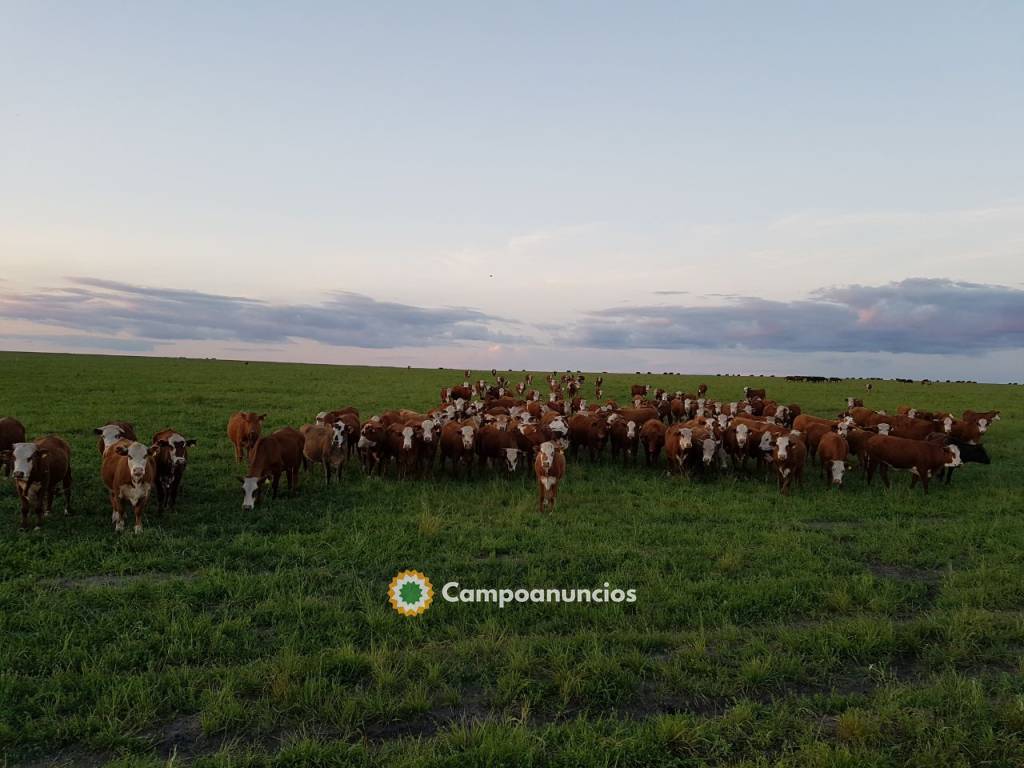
<box><xmin>2</xmin><ymin>3</ymin><xmax>1023</xmax><ymax>379</ymax></box>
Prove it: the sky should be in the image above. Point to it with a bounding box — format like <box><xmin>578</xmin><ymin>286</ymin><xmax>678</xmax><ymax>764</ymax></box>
<box><xmin>2</xmin><ymin>2</ymin><xmax>1023</xmax><ymax>381</ymax></box>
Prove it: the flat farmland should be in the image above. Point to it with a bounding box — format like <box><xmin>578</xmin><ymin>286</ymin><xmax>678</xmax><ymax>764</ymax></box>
<box><xmin>1</xmin><ymin>351</ymin><xmax>1023</xmax><ymax>768</ymax></box>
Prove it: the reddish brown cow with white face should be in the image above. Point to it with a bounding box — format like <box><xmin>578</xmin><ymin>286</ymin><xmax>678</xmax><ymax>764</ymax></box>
<box><xmin>609</xmin><ymin>416</ymin><xmax>639</xmax><ymax>465</ymax></box>
<box><xmin>227</xmin><ymin>412</ymin><xmax>265</xmax><ymax>463</ymax></box>
<box><xmin>534</xmin><ymin>441</ymin><xmax>566</xmax><ymax>513</ymax></box>
<box><xmin>102</xmin><ymin>439</ymin><xmax>161</xmax><ymax>532</ymax></box>
<box><xmin>3</xmin><ymin>436</ymin><xmax>72</xmax><ymax>530</ymax></box>
<box><xmin>151</xmin><ymin>429</ymin><xmax>197</xmax><ymax>512</ymax></box>
<box><xmin>440</xmin><ymin>421</ymin><xmax>477</xmax><ymax>477</ymax></box>
<box><xmin>865</xmin><ymin>434</ymin><xmax>961</xmax><ymax>494</ymax></box>
<box><xmin>239</xmin><ymin>428</ymin><xmax>303</xmax><ymax>510</ymax></box>
<box><xmin>817</xmin><ymin>432</ymin><xmax>849</xmax><ymax>488</ymax></box>
<box><xmin>771</xmin><ymin>434</ymin><xmax>806</xmax><ymax>495</ymax></box>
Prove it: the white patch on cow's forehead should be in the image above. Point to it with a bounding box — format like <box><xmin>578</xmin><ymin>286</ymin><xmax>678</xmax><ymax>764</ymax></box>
<box><xmin>127</xmin><ymin>442</ymin><xmax>149</xmax><ymax>462</ymax></box>
<box><xmin>461</xmin><ymin>426</ymin><xmax>473</xmax><ymax>436</ymax></box>
<box><xmin>402</xmin><ymin>426</ymin><xmax>413</xmax><ymax>436</ymax></box>
<box><xmin>12</xmin><ymin>442</ymin><xmax>36</xmax><ymax>460</ymax></box>
<box><xmin>169</xmin><ymin>432</ymin><xmax>185</xmax><ymax>446</ymax></box>
<box><xmin>777</xmin><ymin>436</ymin><xmax>790</xmax><ymax>449</ymax></box>
<box><xmin>98</xmin><ymin>424</ymin><xmax>124</xmax><ymax>446</ymax></box>
<box><xmin>540</xmin><ymin>441</ymin><xmax>555</xmax><ymax>457</ymax></box>
<box><xmin>736</xmin><ymin>424</ymin><xmax>748</xmax><ymax>434</ymax></box>
<box><xmin>831</xmin><ymin>460</ymin><xmax>845</xmax><ymax>480</ymax></box>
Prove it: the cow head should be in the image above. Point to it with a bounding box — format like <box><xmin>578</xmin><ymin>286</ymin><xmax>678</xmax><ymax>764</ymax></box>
<box><xmin>7</xmin><ymin>442</ymin><xmax>47</xmax><ymax>481</ymax></box>
<box><xmin>503</xmin><ymin>448</ymin><xmax>521</xmax><ymax>472</ymax></box>
<box><xmin>774</xmin><ymin>435</ymin><xmax>791</xmax><ymax>461</ymax></box>
<box><xmin>976</xmin><ymin>418</ymin><xmax>989</xmax><ymax>434</ymax></box>
<box><xmin>679</xmin><ymin>428</ymin><xmax>693</xmax><ymax>450</ymax></box>
<box><xmin>626</xmin><ymin>420</ymin><xmax>637</xmax><ymax>440</ymax></box>
<box><xmin>701</xmin><ymin>438</ymin><xmax>717</xmax><ymax>466</ymax></box>
<box><xmin>836</xmin><ymin>421</ymin><xmax>850</xmax><ymax>437</ymax></box>
<box><xmin>829</xmin><ymin>460</ymin><xmax>847</xmax><ymax>487</ymax></box>
<box><xmin>331</xmin><ymin>422</ymin><xmax>347</xmax><ymax>450</ymax></box>
<box><xmin>115</xmin><ymin>441</ymin><xmax>160</xmax><ymax>482</ymax></box>
<box><xmin>735</xmin><ymin>423</ymin><xmax>749</xmax><ymax>447</ymax></box>
<box><xmin>460</xmin><ymin>425</ymin><xmax>476</xmax><ymax>450</ymax></box>
<box><xmin>165</xmin><ymin>433</ymin><xmax>196</xmax><ymax>467</ymax></box>
<box><xmin>877</xmin><ymin>423</ymin><xmax>891</xmax><ymax>435</ymax></box>
<box><xmin>944</xmin><ymin>445</ymin><xmax>963</xmax><ymax>468</ymax></box>
<box><xmin>538</xmin><ymin>440</ymin><xmax>556</xmax><ymax>470</ymax></box>
<box><xmin>240</xmin><ymin>474</ymin><xmax>270</xmax><ymax>510</ymax></box>
<box><xmin>94</xmin><ymin>423</ymin><xmax>130</xmax><ymax>450</ymax></box>
<box><xmin>420</xmin><ymin>419</ymin><xmax>436</xmax><ymax>443</ymax></box>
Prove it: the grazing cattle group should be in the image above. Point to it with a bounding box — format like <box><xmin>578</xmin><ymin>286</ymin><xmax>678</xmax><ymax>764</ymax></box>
<box><xmin>0</xmin><ymin>371</ymin><xmax>1004</xmax><ymax>531</ymax></box>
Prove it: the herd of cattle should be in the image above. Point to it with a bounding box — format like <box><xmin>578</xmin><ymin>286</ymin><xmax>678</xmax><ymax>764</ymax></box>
<box><xmin>0</xmin><ymin>370</ymin><xmax>1001</xmax><ymax>532</ymax></box>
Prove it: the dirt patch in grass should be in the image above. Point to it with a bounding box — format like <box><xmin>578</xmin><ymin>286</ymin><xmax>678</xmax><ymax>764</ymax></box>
<box><xmin>801</xmin><ymin>519</ymin><xmax>865</xmax><ymax>530</ymax></box>
<box><xmin>866</xmin><ymin>561</ymin><xmax>943</xmax><ymax>583</ymax></box>
<box><xmin>47</xmin><ymin>572</ymin><xmax>200</xmax><ymax>588</ymax></box>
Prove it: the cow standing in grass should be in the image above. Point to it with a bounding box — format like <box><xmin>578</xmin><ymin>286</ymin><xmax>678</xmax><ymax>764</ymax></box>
<box><xmin>534</xmin><ymin>441</ymin><xmax>565</xmax><ymax>512</ymax></box>
<box><xmin>3</xmin><ymin>436</ymin><xmax>72</xmax><ymax>531</ymax></box>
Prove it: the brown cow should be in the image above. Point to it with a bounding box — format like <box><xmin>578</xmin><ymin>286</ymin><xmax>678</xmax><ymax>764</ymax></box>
<box><xmin>941</xmin><ymin>417</ymin><xmax>983</xmax><ymax>444</ymax></box>
<box><xmin>534</xmin><ymin>441</ymin><xmax>566</xmax><ymax>512</ymax></box>
<box><xmin>962</xmin><ymin>409</ymin><xmax>1000</xmax><ymax>427</ymax></box>
<box><xmin>358</xmin><ymin>419</ymin><xmax>387</xmax><ymax>474</ymax></box>
<box><xmin>865</xmin><ymin>435</ymin><xmax>961</xmax><ymax>494</ymax></box>
<box><xmin>439</xmin><ymin>421</ymin><xmax>477</xmax><ymax>477</ymax></box>
<box><xmin>476</xmin><ymin>425</ymin><xmax>524</xmax><ymax>474</ymax></box>
<box><xmin>227</xmin><ymin>412</ymin><xmax>266</xmax><ymax>463</ymax></box>
<box><xmin>640</xmin><ymin>419</ymin><xmax>666</xmax><ymax>466</ymax></box>
<box><xmin>567</xmin><ymin>413</ymin><xmax>609</xmax><ymax>461</ymax></box>
<box><xmin>609</xmin><ymin>416</ymin><xmax>640</xmax><ymax>465</ymax></box>
<box><xmin>664</xmin><ymin>425</ymin><xmax>697</xmax><ymax>475</ymax></box>
<box><xmin>151</xmin><ymin>429</ymin><xmax>197</xmax><ymax>512</ymax></box>
<box><xmin>239</xmin><ymin>427</ymin><xmax>303</xmax><ymax>509</ymax></box>
<box><xmin>385</xmin><ymin>422</ymin><xmax>422</xmax><ymax>478</ymax></box>
<box><xmin>94</xmin><ymin>421</ymin><xmax>137</xmax><ymax>453</ymax></box>
<box><xmin>771</xmin><ymin>433</ymin><xmax>805</xmax><ymax>495</ymax></box>
<box><xmin>0</xmin><ymin>416</ymin><xmax>27</xmax><ymax>476</ymax></box>
<box><xmin>303</xmin><ymin>422</ymin><xmax>347</xmax><ymax>483</ymax></box>
<box><xmin>743</xmin><ymin>386</ymin><xmax>766</xmax><ymax>400</ymax></box>
<box><xmin>102</xmin><ymin>439</ymin><xmax>161</xmax><ymax>532</ymax></box>
<box><xmin>3</xmin><ymin>436</ymin><xmax>72</xmax><ymax>530</ymax></box>
<box><xmin>817</xmin><ymin>432</ymin><xmax>849</xmax><ymax>487</ymax></box>
<box><xmin>630</xmin><ymin>384</ymin><xmax>650</xmax><ymax>398</ymax></box>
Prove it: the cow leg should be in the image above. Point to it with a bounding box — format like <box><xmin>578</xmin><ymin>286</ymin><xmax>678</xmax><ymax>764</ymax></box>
<box><xmin>19</xmin><ymin>494</ymin><xmax>30</xmax><ymax>531</ymax></box>
<box><xmin>155</xmin><ymin>481</ymin><xmax>166</xmax><ymax>513</ymax></box>
<box><xmin>879</xmin><ymin>463</ymin><xmax>890</xmax><ymax>488</ymax></box>
<box><xmin>111</xmin><ymin>494</ymin><xmax>124</xmax><ymax>531</ymax></box>
<box><xmin>233</xmin><ymin>442</ymin><xmax>242</xmax><ymax>463</ymax></box>
<box><xmin>133</xmin><ymin>499</ymin><xmax>147</xmax><ymax>533</ymax></box>
<box><xmin>919</xmin><ymin>469</ymin><xmax>930</xmax><ymax>495</ymax></box>
<box><xmin>271</xmin><ymin>473</ymin><xmax>281</xmax><ymax>499</ymax></box>
<box><xmin>63</xmin><ymin>474</ymin><xmax>72</xmax><ymax>515</ymax></box>
<box><xmin>944</xmin><ymin>467</ymin><xmax>954</xmax><ymax>485</ymax></box>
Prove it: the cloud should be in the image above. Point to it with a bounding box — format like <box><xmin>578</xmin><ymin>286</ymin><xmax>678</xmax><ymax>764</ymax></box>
<box><xmin>2</xmin><ymin>277</ymin><xmax>1022</xmax><ymax>371</ymax></box>
<box><xmin>0</xmin><ymin>278</ymin><xmax>529</xmax><ymax>349</ymax></box>
<box><xmin>567</xmin><ymin>278</ymin><xmax>1024</xmax><ymax>355</ymax></box>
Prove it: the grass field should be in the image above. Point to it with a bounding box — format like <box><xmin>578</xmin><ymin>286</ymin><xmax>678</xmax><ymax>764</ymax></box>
<box><xmin>1</xmin><ymin>351</ymin><xmax>1023</xmax><ymax>767</ymax></box>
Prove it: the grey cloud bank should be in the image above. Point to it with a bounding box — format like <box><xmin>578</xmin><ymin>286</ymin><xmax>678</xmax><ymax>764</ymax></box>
<box><xmin>569</xmin><ymin>279</ymin><xmax>1024</xmax><ymax>356</ymax></box>
<box><xmin>1</xmin><ymin>277</ymin><xmax>1022</xmax><ymax>380</ymax></box>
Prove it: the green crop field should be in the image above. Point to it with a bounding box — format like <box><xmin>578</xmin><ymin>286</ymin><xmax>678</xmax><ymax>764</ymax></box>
<box><xmin>1</xmin><ymin>351</ymin><xmax>1022</xmax><ymax>768</ymax></box>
